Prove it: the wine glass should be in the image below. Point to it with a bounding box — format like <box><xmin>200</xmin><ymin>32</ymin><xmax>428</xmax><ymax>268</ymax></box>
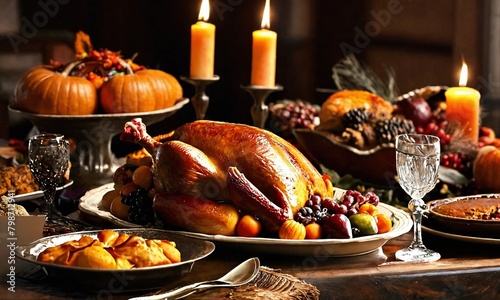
<box><xmin>28</xmin><ymin>133</ymin><xmax>70</xmax><ymax>223</ymax></box>
<box><xmin>395</xmin><ymin>134</ymin><xmax>441</xmax><ymax>262</ymax></box>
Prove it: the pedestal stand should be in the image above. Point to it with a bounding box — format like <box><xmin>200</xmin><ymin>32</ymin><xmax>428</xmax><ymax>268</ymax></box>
<box><xmin>181</xmin><ymin>76</ymin><xmax>220</xmax><ymax>120</ymax></box>
<box><xmin>9</xmin><ymin>100</ymin><xmax>189</xmax><ymax>187</ymax></box>
<box><xmin>241</xmin><ymin>85</ymin><xmax>283</xmax><ymax>128</ymax></box>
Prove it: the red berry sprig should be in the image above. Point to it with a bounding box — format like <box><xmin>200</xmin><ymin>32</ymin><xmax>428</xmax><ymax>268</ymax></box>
<box><xmin>441</xmin><ymin>152</ymin><xmax>471</xmax><ymax>175</ymax></box>
<box><xmin>416</xmin><ymin>121</ymin><xmax>451</xmax><ymax>147</ymax></box>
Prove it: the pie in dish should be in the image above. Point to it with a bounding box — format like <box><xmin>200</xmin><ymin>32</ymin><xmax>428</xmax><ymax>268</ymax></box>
<box><xmin>37</xmin><ymin>229</ymin><xmax>181</xmax><ymax>269</ymax></box>
<box><xmin>431</xmin><ymin>197</ymin><xmax>500</xmax><ymax>220</ymax></box>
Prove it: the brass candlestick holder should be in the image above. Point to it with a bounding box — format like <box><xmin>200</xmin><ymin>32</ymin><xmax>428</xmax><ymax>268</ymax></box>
<box><xmin>181</xmin><ymin>75</ymin><xmax>220</xmax><ymax>120</ymax></box>
<box><xmin>241</xmin><ymin>84</ymin><xmax>283</xmax><ymax>128</ymax></box>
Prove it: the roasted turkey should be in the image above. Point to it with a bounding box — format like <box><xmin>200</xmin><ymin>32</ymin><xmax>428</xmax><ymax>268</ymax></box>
<box><xmin>120</xmin><ymin>119</ymin><xmax>332</xmax><ymax>233</ymax></box>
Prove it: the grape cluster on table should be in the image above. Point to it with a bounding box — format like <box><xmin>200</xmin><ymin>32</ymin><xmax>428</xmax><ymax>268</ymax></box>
<box><xmin>295</xmin><ymin>190</ymin><xmax>379</xmax><ymax>225</ymax></box>
<box><xmin>269</xmin><ymin>100</ymin><xmax>319</xmax><ymax>135</ymax></box>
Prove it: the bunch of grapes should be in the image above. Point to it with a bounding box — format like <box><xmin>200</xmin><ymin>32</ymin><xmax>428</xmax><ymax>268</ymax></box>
<box><xmin>269</xmin><ymin>100</ymin><xmax>319</xmax><ymax>136</ymax></box>
<box><xmin>295</xmin><ymin>195</ymin><xmax>330</xmax><ymax>225</ymax></box>
<box><xmin>121</xmin><ymin>187</ymin><xmax>155</xmax><ymax>225</ymax></box>
<box><xmin>295</xmin><ymin>190</ymin><xmax>380</xmax><ymax>226</ymax></box>
<box><xmin>323</xmin><ymin>190</ymin><xmax>379</xmax><ymax>216</ymax></box>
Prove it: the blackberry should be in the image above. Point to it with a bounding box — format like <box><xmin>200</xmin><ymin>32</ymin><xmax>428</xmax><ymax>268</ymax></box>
<box><xmin>375</xmin><ymin>117</ymin><xmax>415</xmax><ymax>144</ymax></box>
<box><xmin>122</xmin><ymin>188</ymin><xmax>155</xmax><ymax>225</ymax></box>
<box><xmin>342</xmin><ymin>108</ymin><xmax>372</xmax><ymax>131</ymax></box>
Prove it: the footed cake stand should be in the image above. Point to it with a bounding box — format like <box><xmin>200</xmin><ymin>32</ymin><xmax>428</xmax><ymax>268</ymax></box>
<box><xmin>10</xmin><ymin>98</ymin><xmax>189</xmax><ymax>186</ymax></box>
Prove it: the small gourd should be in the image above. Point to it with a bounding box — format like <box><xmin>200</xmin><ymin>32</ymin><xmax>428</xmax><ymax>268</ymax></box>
<box><xmin>279</xmin><ymin>219</ymin><xmax>306</xmax><ymax>240</ymax></box>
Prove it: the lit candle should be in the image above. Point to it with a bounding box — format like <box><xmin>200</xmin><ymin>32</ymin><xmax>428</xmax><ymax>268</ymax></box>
<box><xmin>251</xmin><ymin>0</ymin><xmax>277</xmax><ymax>87</ymax></box>
<box><xmin>190</xmin><ymin>0</ymin><xmax>215</xmax><ymax>78</ymax></box>
<box><xmin>445</xmin><ymin>62</ymin><xmax>481</xmax><ymax>143</ymax></box>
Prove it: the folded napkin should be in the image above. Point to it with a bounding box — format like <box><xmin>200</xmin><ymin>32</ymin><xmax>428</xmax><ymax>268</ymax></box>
<box><xmin>189</xmin><ymin>266</ymin><xmax>320</xmax><ymax>300</ymax></box>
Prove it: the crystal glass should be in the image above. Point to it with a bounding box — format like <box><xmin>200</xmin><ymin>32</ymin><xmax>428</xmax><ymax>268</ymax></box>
<box><xmin>395</xmin><ymin>134</ymin><xmax>441</xmax><ymax>262</ymax></box>
<box><xmin>28</xmin><ymin>133</ymin><xmax>70</xmax><ymax>223</ymax></box>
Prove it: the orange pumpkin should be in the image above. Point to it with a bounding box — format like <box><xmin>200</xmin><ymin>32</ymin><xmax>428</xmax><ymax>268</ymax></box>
<box><xmin>14</xmin><ymin>61</ymin><xmax>98</xmax><ymax>115</ymax></box>
<box><xmin>100</xmin><ymin>60</ymin><xmax>182</xmax><ymax>114</ymax></box>
<box><xmin>473</xmin><ymin>145</ymin><xmax>500</xmax><ymax>192</ymax></box>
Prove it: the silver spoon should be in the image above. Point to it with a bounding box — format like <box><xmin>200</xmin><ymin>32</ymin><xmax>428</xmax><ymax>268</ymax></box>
<box><xmin>129</xmin><ymin>257</ymin><xmax>260</xmax><ymax>300</ymax></box>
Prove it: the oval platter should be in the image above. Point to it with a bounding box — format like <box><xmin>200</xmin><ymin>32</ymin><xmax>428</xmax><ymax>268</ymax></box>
<box><xmin>79</xmin><ymin>184</ymin><xmax>413</xmax><ymax>257</ymax></box>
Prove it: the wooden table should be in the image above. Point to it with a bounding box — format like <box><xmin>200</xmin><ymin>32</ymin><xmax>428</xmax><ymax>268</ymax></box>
<box><xmin>2</xmin><ymin>224</ymin><xmax>499</xmax><ymax>300</ymax></box>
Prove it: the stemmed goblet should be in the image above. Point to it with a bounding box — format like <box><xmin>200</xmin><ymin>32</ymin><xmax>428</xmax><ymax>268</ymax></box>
<box><xmin>395</xmin><ymin>134</ymin><xmax>441</xmax><ymax>262</ymax></box>
<box><xmin>28</xmin><ymin>133</ymin><xmax>70</xmax><ymax>224</ymax></box>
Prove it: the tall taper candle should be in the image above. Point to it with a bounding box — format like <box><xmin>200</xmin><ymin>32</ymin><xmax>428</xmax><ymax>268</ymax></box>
<box><xmin>190</xmin><ymin>0</ymin><xmax>215</xmax><ymax>78</ymax></box>
<box><xmin>251</xmin><ymin>0</ymin><xmax>276</xmax><ymax>87</ymax></box>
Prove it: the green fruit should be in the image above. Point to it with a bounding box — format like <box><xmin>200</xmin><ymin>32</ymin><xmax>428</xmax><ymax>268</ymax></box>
<box><xmin>349</xmin><ymin>213</ymin><xmax>378</xmax><ymax>236</ymax></box>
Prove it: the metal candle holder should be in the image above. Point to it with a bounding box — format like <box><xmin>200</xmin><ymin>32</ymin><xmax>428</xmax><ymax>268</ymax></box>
<box><xmin>241</xmin><ymin>84</ymin><xmax>283</xmax><ymax>128</ymax></box>
<box><xmin>181</xmin><ymin>75</ymin><xmax>220</xmax><ymax>120</ymax></box>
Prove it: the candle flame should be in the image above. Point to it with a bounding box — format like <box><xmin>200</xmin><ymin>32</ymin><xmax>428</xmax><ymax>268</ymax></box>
<box><xmin>261</xmin><ymin>0</ymin><xmax>271</xmax><ymax>29</ymax></box>
<box><xmin>459</xmin><ymin>61</ymin><xmax>468</xmax><ymax>87</ymax></box>
<box><xmin>198</xmin><ymin>0</ymin><xmax>210</xmax><ymax>22</ymax></box>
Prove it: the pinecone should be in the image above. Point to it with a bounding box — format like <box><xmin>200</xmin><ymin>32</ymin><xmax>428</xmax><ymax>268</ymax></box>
<box><xmin>341</xmin><ymin>108</ymin><xmax>372</xmax><ymax>131</ymax></box>
<box><xmin>341</xmin><ymin>128</ymin><xmax>366</xmax><ymax>148</ymax></box>
<box><xmin>375</xmin><ymin>117</ymin><xmax>415</xmax><ymax>144</ymax></box>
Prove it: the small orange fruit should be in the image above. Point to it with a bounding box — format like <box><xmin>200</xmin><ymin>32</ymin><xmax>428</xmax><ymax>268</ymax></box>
<box><xmin>148</xmin><ymin>188</ymin><xmax>158</xmax><ymax>200</ymax></box>
<box><xmin>132</xmin><ymin>165</ymin><xmax>154</xmax><ymax>190</ymax></box>
<box><xmin>120</xmin><ymin>181</ymin><xmax>138</xmax><ymax>197</ymax></box>
<box><xmin>305</xmin><ymin>223</ymin><xmax>322</xmax><ymax>239</ymax></box>
<box><xmin>358</xmin><ymin>203</ymin><xmax>379</xmax><ymax>216</ymax></box>
<box><xmin>139</xmin><ymin>155</ymin><xmax>153</xmax><ymax>167</ymax></box>
<box><xmin>375</xmin><ymin>213</ymin><xmax>393</xmax><ymax>234</ymax></box>
<box><xmin>110</xmin><ymin>196</ymin><xmax>129</xmax><ymax>220</ymax></box>
<box><xmin>101</xmin><ymin>189</ymin><xmax>120</xmax><ymax>211</ymax></box>
<box><xmin>236</xmin><ymin>215</ymin><xmax>262</xmax><ymax>237</ymax></box>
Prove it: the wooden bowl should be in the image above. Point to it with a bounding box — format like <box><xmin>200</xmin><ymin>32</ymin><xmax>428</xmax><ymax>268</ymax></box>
<box><xmin>427</xmin><ymin>194</ymin><xmax>500</xmax><ymax>238</ymax></box>
<box><xmin>292</xmin><ymin>129</ymin><xmax>396</xmax><ymax>186</ymax></box>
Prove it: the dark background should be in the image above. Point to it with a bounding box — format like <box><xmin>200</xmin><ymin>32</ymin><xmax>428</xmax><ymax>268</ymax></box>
<box><xmin>16</xmin><ymin>0</ymin><xmax>356</xmax><ymax>127</ymax></box>
<box><xmin>3</xmin><ymin>0</ymin><xmax>492</xmax><ymax>148</ymax></box>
